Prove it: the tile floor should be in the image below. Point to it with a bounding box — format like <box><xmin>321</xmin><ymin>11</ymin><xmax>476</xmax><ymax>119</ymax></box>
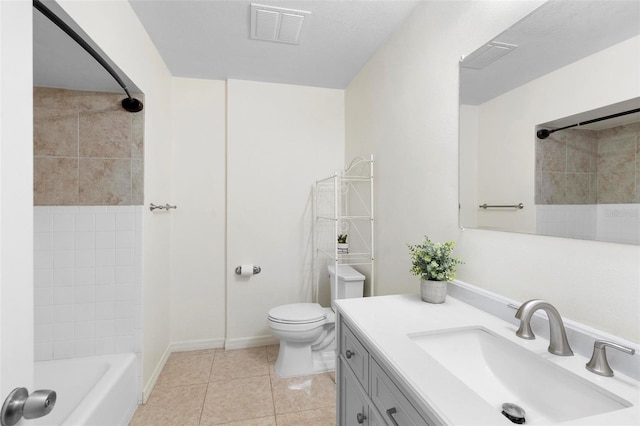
<box><xmin>129</xmin><ymin>345</ymin><xmax>336</xmax><ymax>425</ymax></box>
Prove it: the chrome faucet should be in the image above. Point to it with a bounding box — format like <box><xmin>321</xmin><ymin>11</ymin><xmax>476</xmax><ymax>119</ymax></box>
<box><xmin>515</xmin><ymin>299</ymin><xmax>574</xmax><ymax>356</ymax></box>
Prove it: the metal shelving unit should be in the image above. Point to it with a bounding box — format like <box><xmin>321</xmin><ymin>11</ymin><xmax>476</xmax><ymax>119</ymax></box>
<box><xmin>313</xmin><ymin>156</ymin><xmax>374</xmax><ymax>301</ymax></box>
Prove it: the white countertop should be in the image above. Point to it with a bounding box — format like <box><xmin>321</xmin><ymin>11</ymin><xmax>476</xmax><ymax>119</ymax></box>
<box><xmin>335</xmin><ymin>294</ymin><xmax>640</xmax><ymax>425</ymax></box>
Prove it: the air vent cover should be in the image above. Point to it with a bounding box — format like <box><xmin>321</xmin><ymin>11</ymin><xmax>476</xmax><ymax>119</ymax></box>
<box><xmin>461</xmin><ymin>42</ymin><xmax>518</xmax><ymax>69</ymax></box>
<box><xmin>250</xmin><ymin>3</ymin><xmax>310</xmax><ymax>45</ymax></box>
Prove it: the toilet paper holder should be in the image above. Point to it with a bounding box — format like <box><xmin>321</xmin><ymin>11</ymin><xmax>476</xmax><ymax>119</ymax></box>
<box><xmin>235</xmin><ymin>265</ymin><xmax>262</xmax><ymax>275</ymax></box>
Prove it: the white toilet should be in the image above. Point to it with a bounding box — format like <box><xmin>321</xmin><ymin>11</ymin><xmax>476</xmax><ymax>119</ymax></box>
<box><xmin>267</xmin><ymin>264</ymin><xmax>365</xmax><ymax>377</ymax></box>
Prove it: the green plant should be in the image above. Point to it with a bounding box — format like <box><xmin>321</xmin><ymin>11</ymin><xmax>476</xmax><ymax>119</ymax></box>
<box><xmin>337</xmin><ymin>234</ymin><xmax>348</xmax><ymax>244</ymax></box>
<box><xmin>408</xmin><ymin>236</ymin><xmax>462</xmax><ymax>281</ymax></box>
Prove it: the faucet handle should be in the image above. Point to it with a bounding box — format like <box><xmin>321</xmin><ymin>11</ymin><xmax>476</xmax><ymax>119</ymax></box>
<box><xmin>586</xmin><ymin>340</ymin><xmax>636</xmax><ymax>377</ymax></box>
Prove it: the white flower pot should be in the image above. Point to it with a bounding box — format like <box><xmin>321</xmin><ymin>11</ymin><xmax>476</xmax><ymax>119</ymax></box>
<box><xmin>420</xmin><ymin>279</ymin><xmax>448</xmax><ymax>304</ymax></box>
<box><xmin>337</xmin><ymin>243</ymin><xmax>349</xmax><ymax>253</ymax></box>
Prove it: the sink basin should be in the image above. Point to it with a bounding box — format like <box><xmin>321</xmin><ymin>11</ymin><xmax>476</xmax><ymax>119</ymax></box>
<box><xmin>408</xmin><ymin>327</ymin><xmax>631</xmax><ymax>424</ymax></box>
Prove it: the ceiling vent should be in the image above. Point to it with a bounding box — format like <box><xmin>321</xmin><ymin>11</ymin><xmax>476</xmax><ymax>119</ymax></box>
<box><xmin>250</xmin><ymin>3</ymin><xmax>311</xmax><ymax>45</ymax></box>
<box><xmin>460</xmin><ymin>42</ymin><xmax>518</xmax><ymax>69</ymax></box>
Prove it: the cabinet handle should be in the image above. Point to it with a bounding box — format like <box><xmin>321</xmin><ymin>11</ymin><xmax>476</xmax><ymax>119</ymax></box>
<box><xmin>386</xmin><ymin>407</ymin><xmax>400</xmax><ymax>426</ymax></box>
<box><xmin>356</xmin><ymin>412</ymin><xmax>367</xmax><ymax>424</ymax></box>
<box><xmin>345</xmin><ymin>349</ymin><xmax>354</xmax><ymax>359</ymax></box>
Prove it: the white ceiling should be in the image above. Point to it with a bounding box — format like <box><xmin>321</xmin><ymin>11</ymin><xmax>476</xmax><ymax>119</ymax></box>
<box><xmin>33</xmin><ymin>0</ymin><xmax>420</xmax><ymax>92</ymax></box>
<box><xmin>127</xmin><ymin>0</ymin><xmax>421</xmax><ymax>89</ymax></box>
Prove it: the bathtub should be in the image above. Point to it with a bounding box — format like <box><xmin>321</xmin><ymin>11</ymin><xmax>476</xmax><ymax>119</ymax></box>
<box><xmin>32</xmin><ymin>353</ymin><xmax>138</xmax><ymax>426</ymax></box>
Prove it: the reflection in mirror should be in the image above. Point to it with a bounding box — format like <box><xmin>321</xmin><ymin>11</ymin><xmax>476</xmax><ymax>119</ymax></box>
<box><xmin>459</xmin><ymin>0</ymin><xmax>640</xmax><ymax>245</ymax></box>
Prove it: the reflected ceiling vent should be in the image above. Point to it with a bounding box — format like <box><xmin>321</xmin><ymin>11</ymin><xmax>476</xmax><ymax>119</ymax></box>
<box><xmin>250</xmin><ymin>3</ymin><xmax>311</xmax><ymax>45</ymax></box>
<box><xmin>461</xmin><ymin>41</ymin><xmax>518</xmax><ymax>69</ymax></box>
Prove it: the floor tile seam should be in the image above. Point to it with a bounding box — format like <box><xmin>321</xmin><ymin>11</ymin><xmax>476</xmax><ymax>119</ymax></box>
<box><xmin>197</xmin><ymin>376</ymin><xmax>213</xmax><ymax>426</ymax></box>
<box><xmin>207</xmin><ymin>371</ymin><xmax>271</xmax><ymax>385</ymax></box>
<box><xmin>268</xmin><ymin>368</ymin><xmax>278</xmax><ymax>421</ymax></box>
<box><xmin>273</xmin><ymin>403</ymin><xmax>336</xmax><ymax>416</ymax></box>
<box><xmin>155</xmin><ymin>377</ymin><xmax>211</xmax><ymax>389</ymax></box>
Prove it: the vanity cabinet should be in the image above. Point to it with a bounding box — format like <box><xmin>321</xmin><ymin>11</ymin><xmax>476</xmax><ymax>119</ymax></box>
<box><xmin>338</xmin><ymin>314</ymin><xmax>439</xmax><ymax>425</ymax></box>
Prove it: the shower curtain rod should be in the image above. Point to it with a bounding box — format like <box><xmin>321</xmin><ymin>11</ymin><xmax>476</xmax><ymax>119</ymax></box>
<box><xmin>536</xmin><ymin>107</ymin><xmax>640</xmax><ymax>139</ymax></box>
<box><xmin>33</xmin><ymin>0</ymin><xmax>143</xmax><ymax>113</ymax></box>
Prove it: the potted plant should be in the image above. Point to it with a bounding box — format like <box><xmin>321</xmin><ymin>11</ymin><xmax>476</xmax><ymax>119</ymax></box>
<box><xmin>408</xmin><ymin>236</ymin><xmax>462</xmax><ymax>303</ymax></box>
<box><xmin>337</xmin><ymin>234</ymin><xmax>349</xmax><ymax>253</ymax></box>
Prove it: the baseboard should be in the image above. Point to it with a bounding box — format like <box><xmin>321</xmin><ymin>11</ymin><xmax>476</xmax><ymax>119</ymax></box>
<box><xmin>170</xmin><ymin>338</ymin><xmax>225</xmax><ymax>353</ymax></box>
<box><xmin>142</xmin><ymin>346</ymin><xmax>171</xmax><ymax>404</ymax></box>
<box><xmin>224</xmin><ymin>335</ymin><xmax>279</xmax><ymax>350</ymax></box>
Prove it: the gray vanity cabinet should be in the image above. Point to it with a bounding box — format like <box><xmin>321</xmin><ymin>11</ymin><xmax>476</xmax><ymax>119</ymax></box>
<box><xmin>337</xmin><ymin>314</ymin><xmax>437</xmax><ymax>425</ymax></box>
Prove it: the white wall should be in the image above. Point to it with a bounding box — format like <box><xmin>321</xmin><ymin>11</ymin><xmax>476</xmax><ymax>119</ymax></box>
<box><xmin>58</xmin><ymin>0</ymin><xmax>174</xmax><ymax>396</ymax></box>
<box><xmin>346</xmin><ymin>0</ymin><xmax>640</xmax><ymax>342</ymax></box>
<box><xmin>169</xmin><ymin>78</ymin><xmax>226</xmax><ymax>348</ymax></box>
<box><xmin>226</xmin><ymin>79</ymin><xmax>344</xmax><ymax>346</ymax></box>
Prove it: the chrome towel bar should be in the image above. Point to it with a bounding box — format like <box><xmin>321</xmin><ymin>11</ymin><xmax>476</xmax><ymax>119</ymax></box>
<box><xmin>150</xmin><ymin>203</ymin><xmax>177</xmax><ymax>212</ymax></box>
<box><xmin>479</xmin><ymin>203</ymin><xmax>524</xmax><ymax>210</ymax></box>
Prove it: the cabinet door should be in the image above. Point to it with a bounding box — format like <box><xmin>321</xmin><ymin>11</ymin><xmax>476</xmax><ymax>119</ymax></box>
<box><xmin>340</xmin><ymin>359</ymin><xmax>373</xmax><ymax>426</ymax></box>
<box><xmin>370</xmin><ymin>359</ymin><xmax>431</xmax><ymax>425</ymax></box>
<box><xmin>340</xmin><ymin>322</ymin><xmax>370</xmax><ymax>389</ymax></box>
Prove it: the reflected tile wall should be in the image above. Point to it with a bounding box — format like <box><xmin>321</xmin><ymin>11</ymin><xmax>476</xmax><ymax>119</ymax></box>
<box><xmin>34</xmin><ymin>87</ymin><xmax>144</xmax><ymax>206</ymax></box>
<box><xmin>535</xmin><ymin>123</ymin><xmax>639</xmax><ymax>205</ymax></box>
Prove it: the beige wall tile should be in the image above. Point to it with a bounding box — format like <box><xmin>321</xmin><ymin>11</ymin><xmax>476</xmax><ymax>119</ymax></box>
<box><xmin>79</xmin><ymin>158</ymin><xmax>132</xmax><ymax>205</ymax></box>
<box><xmin>79</xmin><ymin>111</ymin><xmax>132</xmax><ymax>158</ymax></box>
<box><xmin>597</xmin><ymin>172</ymin><xmax>635</xmax><ymax>204</ymax></box>
<box><xmin>34</xmin><ymin>87</ymin><xmax>144</xmax><ymax>206</ymax></box>
<box><xmin>538</xmin><ymin>172</ymin><xmax>566</xmax><ymax>205</ymax></box>
<box><xmin>566</xmin><ymin>137</ymin><xmax>595</xmax><ymax>173</ymax></box>
<box><xmin>76</xmin><ymin>91</ymin><xmax>126</xmax><ymax>112</ymax></box>
<box><xmin>566</xmin><ymin>173</ymin><xmax>590</xmax><ymax>204</ymax></box>
<box><xmin>34</xmin><ymin>108</ymin><xmax>78</xmax><ymax>157</ymax></box>
<box><xmin>132</xmin><ymin>111</ymin><xmax>145</xmax><ymax>159</ymax></box>
<box><xmin>597</xmin><ymin>136</ymin><xmax>635</xmax><ymax>173</ymax></box>
<box><xmin>34</xmin><ymin>157</ymin><xmax>79</xmax><ymax>205</ymax></box>
<box><xmin>34</xmin><ymin>87</ymin><xmax>79</xmax><ymax>110</ymax></box>
<box><xmin>132</xmin><ymin>159</ymin><xmax>144</xmax><ymax>205</ymax></box>
<box><xmin>540</xmin><ymin>136</ymin><xmax>566</xmax><ymax>172</ymax></box>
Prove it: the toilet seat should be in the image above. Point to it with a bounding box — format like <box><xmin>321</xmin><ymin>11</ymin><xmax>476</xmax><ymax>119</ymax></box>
<box><xmin>268</xmin><ymin>303</ymin><xmax>326</xmax><ymax>324</ymax></box>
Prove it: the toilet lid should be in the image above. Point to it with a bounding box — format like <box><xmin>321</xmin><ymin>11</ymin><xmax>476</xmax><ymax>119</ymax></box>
<box><xmin>268</xmin><ymin>303</ymin><xmax>326</xmax><ymax>323</ymax></box>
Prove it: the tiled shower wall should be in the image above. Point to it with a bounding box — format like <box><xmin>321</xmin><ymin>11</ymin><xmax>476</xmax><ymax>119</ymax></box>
<box><xmin>34</xmin><ymin>87</ymin><xmax>143</xmax><ymax>205</ymax></box>
<box><xmin>535</xmin><ymin>122</ymin><xmax>640</xmax><ymax>204</ymax></box>
<box><xmin>535</xmin><ymin>122</ymin><xmax>640</xmax><ymax>244</ymax></box>
<box><xmin>33</xmin><ymin>206</ymin><xmax>143</xmax><ymax>389</ymax></box>
<box><xmin>33</xmin><ymin>88</ymin><xmax>144</xmax><ymax>393</ymax></box>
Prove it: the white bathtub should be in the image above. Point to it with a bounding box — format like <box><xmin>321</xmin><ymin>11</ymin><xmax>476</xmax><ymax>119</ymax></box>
<box><xmin>32</xmin><ymin>354</ymin><xmax>138</xmax><ymax>426</ymax></box>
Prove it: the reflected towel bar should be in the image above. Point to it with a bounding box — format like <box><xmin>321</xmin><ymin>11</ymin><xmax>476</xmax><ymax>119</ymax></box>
<box><xmin>479</xmin><ymin>203</ymin><xmax>524</xmax><ymax>210</ymax></box>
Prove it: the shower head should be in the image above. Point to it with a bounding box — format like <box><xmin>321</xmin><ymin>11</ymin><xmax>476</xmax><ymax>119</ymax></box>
<box><xmin>536</xmin><ymin>129</ymin><xmax>552</xmax><ymax>139</ymax></box>
<box><xmin>122</xmin><ymin>97</ymin><xmax>144</xmax><ymax>113</ymax></box>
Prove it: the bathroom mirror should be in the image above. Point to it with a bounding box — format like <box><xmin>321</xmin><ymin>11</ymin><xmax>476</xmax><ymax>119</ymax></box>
<box><xmin>459</xmin><ymin>0</ymin><xmax>640</xmax><ymax>245</ymax></box>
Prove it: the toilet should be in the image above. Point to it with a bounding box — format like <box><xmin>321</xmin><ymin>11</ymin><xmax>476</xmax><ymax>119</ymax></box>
<box><xmin>267</xmin><ymin>264</ymin><xmax>365</xmax><ymax>377</ymax></box>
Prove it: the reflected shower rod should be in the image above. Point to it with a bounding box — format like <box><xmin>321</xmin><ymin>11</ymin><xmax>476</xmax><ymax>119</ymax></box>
<box><xmin>32</xmin><ymin>0</ymin><xmax>143</xmax><ymax>113</ymax></box>
<box><xmin>536</xmin><ymin>107</ymin><xmax>640</xmax><ymax>139</ymax></box>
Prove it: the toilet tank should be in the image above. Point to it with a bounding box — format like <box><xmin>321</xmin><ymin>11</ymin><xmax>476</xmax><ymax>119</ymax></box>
<box><xmin>328</xmin><ymin>264</ymin><xmax>365</xmax><ymax>303</ymax></box>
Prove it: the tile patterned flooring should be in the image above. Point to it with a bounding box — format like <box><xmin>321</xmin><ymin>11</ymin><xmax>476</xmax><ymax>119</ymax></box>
<box><xmin>129</xmin><ymin>345</ymin><xmax>336</xmax><ymax>425</ymax></box>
